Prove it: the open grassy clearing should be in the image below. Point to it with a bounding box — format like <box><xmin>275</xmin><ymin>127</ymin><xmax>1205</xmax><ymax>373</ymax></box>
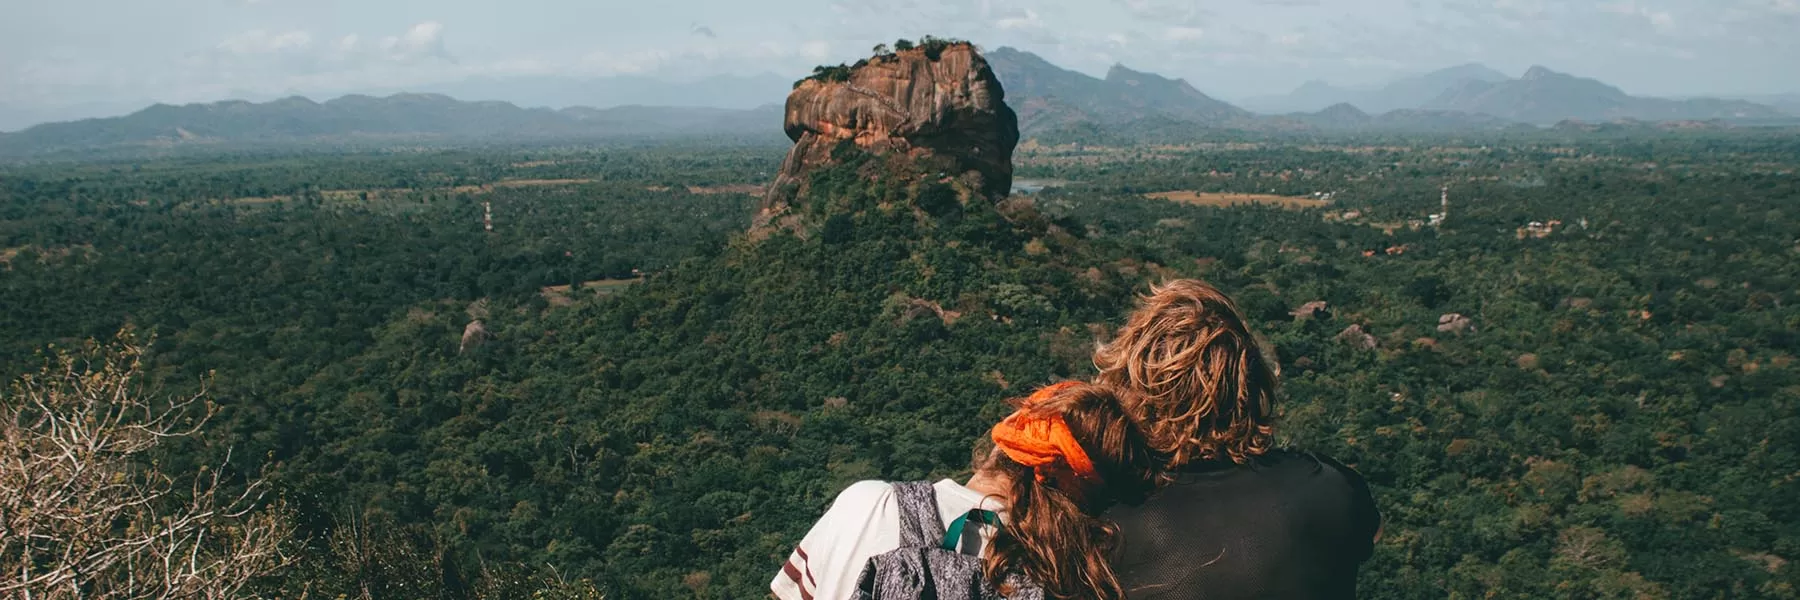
<box><xmin>1144</xmin><ymin>190</ymin><xmax>1330</xmax><ymax>210</ymax></box>
<box><xmin>222</xmin><ymin>178</ymin><xmax>599</xmax><ymax>205</ymax></box>
<box><xmin>539</xmin><ymin>277</ymin><xmax>646</xmax><ymax>306</ymax></box>
<box><xmin>643</xmin><ymin>183</ymin><xmax>767</xmax><ymax>195</ymax></box>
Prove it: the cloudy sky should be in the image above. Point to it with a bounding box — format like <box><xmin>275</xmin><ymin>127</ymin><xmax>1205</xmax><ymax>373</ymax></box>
<box><xmin>3</xmin><ymin>0</ymin><xmax>1797</xmax><ymax>127</ymax></box>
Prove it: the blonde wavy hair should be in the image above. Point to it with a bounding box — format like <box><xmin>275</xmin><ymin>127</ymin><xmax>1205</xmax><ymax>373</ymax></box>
<box><xmin>1092</xmin><ymin>279</ymin><xmax>1277</xmax><ymax>469</ymax></box>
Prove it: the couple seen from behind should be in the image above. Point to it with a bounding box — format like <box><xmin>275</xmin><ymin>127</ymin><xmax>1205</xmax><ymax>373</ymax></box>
<box><xmin>772</xmin><ymin>279</ymin><xmax>1381</xmax><ymax>600</ymax></box>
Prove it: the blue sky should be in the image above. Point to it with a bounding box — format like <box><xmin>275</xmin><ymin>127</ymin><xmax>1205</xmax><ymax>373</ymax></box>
<box><xmin>2</xmin><ymin>0</ymin><xmax>1797</xmax><ymax>120</ymax></box>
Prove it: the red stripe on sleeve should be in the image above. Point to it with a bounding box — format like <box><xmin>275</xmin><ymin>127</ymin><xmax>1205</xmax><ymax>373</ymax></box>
<box><xmin>795</xmin><ymin>547</ymin><xmax>818</xmax><ymax>587</ymax></box>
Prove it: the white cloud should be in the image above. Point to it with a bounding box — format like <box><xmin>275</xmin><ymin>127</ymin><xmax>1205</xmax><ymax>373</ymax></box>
<box><xmin>996</xmin><ymin>9</ymin><xmax>1043</xmax><ymax>30</ymax></box>
<box><xmin>1647</xmin><ymin>11</ymin><xmax>1675</xmax><ymax>31</ymax></box>
<box><xmin>1162</xmin><ymin>26</ymin><xmax>1205</xmax><ymax>41</ymax></box>
<box><xmin>1116</xmin><ymin>0</ymin><xmax>1208</xmax><ymax>24</ymax></box>
<box><xmin>379</xmin><ymin>21</ymin><xmax>451</xmax><ymax>62</ymax></box>
<box><xmin>1600</xmin><ymin>1</ymin><xmax>1676</xmax><ymax>32</ymax></box>
<box><xmin>574</xmin><ymin>39</ymin><xmax>832</xmax><ymax>77</ymax></box>
<box><xmin>217</xmin><ymin>30</ymin><xmax>313</xmax><ymax>55</ymax></box>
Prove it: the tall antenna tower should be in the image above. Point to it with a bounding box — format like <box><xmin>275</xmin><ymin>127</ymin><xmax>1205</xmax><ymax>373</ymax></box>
<box><xmin>483</xmin><ymin>201</ymin><xmax>493</xmax><ymax>233</ymax></box>
<box><xmin>1429</xmin><ymin>184</ymin><xmax>1449</xmax><ymax>227</ymax></box>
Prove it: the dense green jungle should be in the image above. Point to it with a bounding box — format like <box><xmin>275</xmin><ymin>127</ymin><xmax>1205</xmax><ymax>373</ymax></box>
<box><xmin>2</xmin><ymin>131</ymin><xmax>1797</xmax><ymax>598</ymax></box>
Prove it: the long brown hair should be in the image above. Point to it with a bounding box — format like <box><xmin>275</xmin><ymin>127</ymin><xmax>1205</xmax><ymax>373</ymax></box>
<box><xmin>1093</xmin><ymin>279</ymin><xmax>1278</xmax><ymax>469</ymax></box>
<box><xmin>979</xmin><ymin>382</ymin><xmax>1157</xmax><ymax>600</ymax></box>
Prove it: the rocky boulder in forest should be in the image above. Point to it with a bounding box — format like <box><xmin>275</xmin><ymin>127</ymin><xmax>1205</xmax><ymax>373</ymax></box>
<box><xmin>1337</xmin><ymin>324</ymin><xmax>1378</xmax><ymax>351</ymax></box>
<box><xmin>759</xmin><ymin>42</ymin><xmax>1019</xmax><ymax>229</ymax></box>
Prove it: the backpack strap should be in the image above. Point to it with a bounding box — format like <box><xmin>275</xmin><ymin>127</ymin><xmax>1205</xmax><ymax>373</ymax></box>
<box><xmin>890</xmin><ymin>481</ymin><xmax>945</xmax><ymax>549</ymax></box>
<box><xmin>941</xmin><ymin>508</ymin><xmax>1000</xmax><ymax>552</ymax></box>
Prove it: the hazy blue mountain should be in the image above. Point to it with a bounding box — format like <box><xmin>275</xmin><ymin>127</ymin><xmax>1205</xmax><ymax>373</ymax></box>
<box><xmin>1101</xmin><ymin>65</ymin><xmax>1252</xmax><ymax>123</ymax></box>
<box><xmin>1279</xmin><ymin>102</ymin><xmax>1522</xmax><ymax>132</ymax></box>
<box><xmin>1729</xmin><ymin>94</ymin><xmax>1800</xmax><ymax>116</ymax></box>
<box><xmin>1369</xmin><ymin>109</ymin><xmax>1523</xmax><ymax>131</ymax></box>
<box><xmin>0</xmin><ymin>74</ymin><xmax>791</xmax><ymax>133</ymax></box>
<box><xmin>0</xmin><ymin>94</ymin><xmax>783</xmax><ymax>156</ymax></box>
<box><xmin>1282</xmin><ymin>102</ymin><xmax>1373</xmax><ymax>128</ymax></box>
<box><xmin>1368</xmin><ymin>64</ymin><xmax>1514</xmax><ymax>113</ymax></box>
<box><xmin>1424</xmin><ymin>66</ymin><xmax>1785</xmax><ymax>124</ymax></box>
<box><xmin>1250</xmin><ymin>80</ymin><xmax>1357</xmax><ymax>114</ymax></box>
<box><xmin>984</xmin><ymin>46</ymin><xmax>1251</xmax><ymax>133</ymax></box>
<box><xmin>1244</xmin><ymin>63</ymin><xmax>1512</xmax><ymax>114</ymax></box>
<box><xmin>13</xmin><ymin>50</ymin><xmax>1786</xmax><ymax>155</ymax></box>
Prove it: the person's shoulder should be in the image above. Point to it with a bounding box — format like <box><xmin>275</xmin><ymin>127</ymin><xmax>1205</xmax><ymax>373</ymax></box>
<box><xmin>1311</xmin><ymin>452</ymin><xmax>1370</xmax><ymax>486</ymax></box>
<box><xmin>1257</xmin><ymin>450</ymin><xmax>1370</xmax><ymax>491</ymax></box>
<box><xmin>1258</xmin><ymin>449</ymin><xmax>1358</xmax><ymax>474</ymax></box>
<box><xmin>832</xmin><ymin>480</ymin><xmax>897</xmax><ymax>508</ymax></box>
<box><xmin>1273</xmin><ymin>450</ymin><xmax>1381</xmax><ymax>551</ymax></box>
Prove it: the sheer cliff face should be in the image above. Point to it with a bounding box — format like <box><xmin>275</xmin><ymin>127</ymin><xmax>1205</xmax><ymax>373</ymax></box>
<box><xmin>760</xmin><ymin>43</ymin><xmax>1019</xmax><ymax>227</ymax></box>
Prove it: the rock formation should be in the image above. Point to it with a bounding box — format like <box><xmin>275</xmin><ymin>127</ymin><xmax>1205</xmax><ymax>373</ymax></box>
<box><xmin>759</xmin><ymin>42</ymin><xmax>1019</xmax><ymax>228</ymax></box>
<box><xmin>1437</xmin><ymin>313</ymin><xmax>1473</xmax><ymax>334</ymax></box>
<box><xmin>1337</xmin><ymin>324</ymin><xmax>1378</xmax><ymax>351</ymax></box>
<box><xmin>460</xmin><ymin>320</ymin><xmax>489</xmax><ymax>353</ymax></box>
<box><xmin>1290</xmin><ymin>300</ymin><xmax>1330</xmax><ymax>321</ymax></box>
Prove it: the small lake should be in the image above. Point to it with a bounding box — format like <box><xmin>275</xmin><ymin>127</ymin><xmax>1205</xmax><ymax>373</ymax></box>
<box><xmin>1011</xmin><ymin>178</ymin><xmax>1076</xmax><ymax>195</ymax></box>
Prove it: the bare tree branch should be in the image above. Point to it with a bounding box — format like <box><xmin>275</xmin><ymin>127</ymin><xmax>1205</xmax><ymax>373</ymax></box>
<box><xmin>1</xmin><ymin>330</ymin><xmax>294</xmax><ymax>599</ymax></box>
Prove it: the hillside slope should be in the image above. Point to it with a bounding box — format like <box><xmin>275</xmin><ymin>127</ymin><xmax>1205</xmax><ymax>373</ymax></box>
<box><xmin>985</xmin><ymin>46</ymin><xmax>1251</xmax><ymax>133</ymax></box>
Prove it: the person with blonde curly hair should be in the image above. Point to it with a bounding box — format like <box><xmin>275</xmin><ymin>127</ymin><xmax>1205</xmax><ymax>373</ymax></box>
<box><xmin>1095</xmin><ymin>279</ymin><xmax>1381</xmax><ymax>599</ymax></box>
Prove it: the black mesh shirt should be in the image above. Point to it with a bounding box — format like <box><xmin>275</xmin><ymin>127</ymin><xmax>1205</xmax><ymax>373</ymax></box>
<box><xmin>1106</xmin><ymin>450</ymin><xmax>1381</xmax><ymax>599</ymax></box>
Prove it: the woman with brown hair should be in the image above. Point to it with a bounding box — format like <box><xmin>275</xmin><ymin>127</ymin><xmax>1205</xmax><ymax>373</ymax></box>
<box><xmin>1096</xmin><ymin>279</ymin><xmax>1382</xmax><ymax>599</ymax></box>
<box><xmin>772</xmin><ymin>381</ymin><xmax>1159</xmax><ymax>600</ymax></box>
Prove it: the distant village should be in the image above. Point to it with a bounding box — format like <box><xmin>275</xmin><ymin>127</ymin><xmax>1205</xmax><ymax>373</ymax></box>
<box><xmin>1318</xmin><ymin>183</ymin><xmax>1584</xmax><ymax>240</ymax></box>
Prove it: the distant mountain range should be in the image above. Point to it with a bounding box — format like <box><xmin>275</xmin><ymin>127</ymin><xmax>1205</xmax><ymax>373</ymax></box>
<box><xmin>2</xmin><ymin>48</ymin><xmax>1793</xmax><ymax>157</ymax></box>
<box><xmin>0</xmin><ymin>94</ymin><xmax>783</xmax><ymax>157</ymax></box>
<box><xmin>1271</xmin><ymin>103</ymin><xmax>1526</xmax><ymax>133</ymax></box>
<box><xmin>1246</xmin><ymin>63</ymin><xmax>1790</xmax><ymax>124</ymax></box>
<box><xmin>1734</xmin><ymin>94</ymin><xmax>1800</xmax><ymax>116</ymax></box>
<box><xmin>984</xmin><ymin>47</ymin><xmax>1254</xmax><ymax>132</ymax></box>
<box><xmin>1423</xmin><ymin>66</ymin><xmax>1784</xmax><ymax>124</ymax></box>
<box><xmin>0</xmin><ymin>73</ymin><xmax>796</xmax><ymax>133</ymax></box>
<box><xmin>986</xmin><ymin>48</ymin><xmax>1788</xmax><ymax>134</ymax></box>
<box><xmin>1244</xmin><ymin>64</ymin><xmax>1513</xmax><ymax>115</ymax></box>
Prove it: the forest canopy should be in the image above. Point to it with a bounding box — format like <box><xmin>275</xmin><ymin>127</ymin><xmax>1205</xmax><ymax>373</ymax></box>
<box><xmin>1</xmin><ymin>131</ymin><xmax>1796</xmax><ymax>598</ymax></box>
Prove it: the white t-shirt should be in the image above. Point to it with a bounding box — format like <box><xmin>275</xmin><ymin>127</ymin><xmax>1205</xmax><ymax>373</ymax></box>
<box><xmin>772</xmin><ymin>479</ymin><xmax>1004</xmax><ymax>600</ymax></box>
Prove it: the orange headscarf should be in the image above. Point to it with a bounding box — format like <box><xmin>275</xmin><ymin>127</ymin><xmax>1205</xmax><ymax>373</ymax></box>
<box><xmin>990</xmin><ymin>381</ymin><xmax>1102</xmax><ymax>490</ymax></box>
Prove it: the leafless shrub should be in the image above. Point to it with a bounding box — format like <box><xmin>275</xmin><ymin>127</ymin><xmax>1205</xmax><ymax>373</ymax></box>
<box><xmin>0</xmin><ymin>331</ymin><xmax>293</xmax><ymax>599</ymax></box>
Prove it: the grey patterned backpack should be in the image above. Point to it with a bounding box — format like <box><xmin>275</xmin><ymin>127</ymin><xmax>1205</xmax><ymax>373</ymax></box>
<box><xmin>852</xmin><ymin>481</ymin><xmax>1044</xmax><ymax>600</ymax></box>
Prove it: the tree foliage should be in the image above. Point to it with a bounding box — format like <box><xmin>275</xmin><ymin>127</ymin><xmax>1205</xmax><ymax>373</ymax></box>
<box><xmin>2</xmin><ymin>133</ymin><xmax>1797</xmax><ymax>597</ymax></box>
